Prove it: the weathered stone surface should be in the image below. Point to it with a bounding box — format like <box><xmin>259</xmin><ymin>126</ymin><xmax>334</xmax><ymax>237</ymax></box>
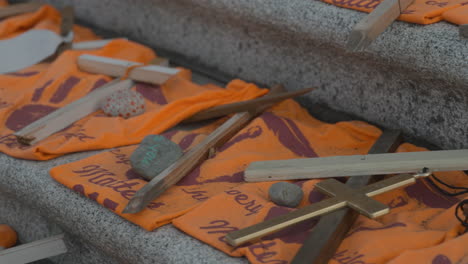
<box><xmin>130</xmin><ymin>135</ymin><xmax>183</xmax><ymax>181</ymax></box>
<box><xmin>36</xmin><ymin>0</ymin><xmax>468</xmax><ymax>149</ymax></box>
<box><xmin>269</xmin><ymin>182</ymin><xmax>304</xmax><ymax>208</ymax></box>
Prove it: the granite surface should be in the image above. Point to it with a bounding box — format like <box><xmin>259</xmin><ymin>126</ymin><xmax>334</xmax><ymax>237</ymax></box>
<box><xmin>30</xmin><ymin>0</ymin><xmax>468</xmax><ymax>149</ymax></box>
<box><xmin>0</xmin><ymin>148</ymin><xmax>247</xmax><ymax>264</ymax></box>
<box><xmin>2</xmin><ymin>0</ymin><xmax>466</xmax><ymax>263</ymax></box>
<box><xmin>0</xmin><ymin>191</ymin><xmax>118</xmax><ymax>264</ymax></box>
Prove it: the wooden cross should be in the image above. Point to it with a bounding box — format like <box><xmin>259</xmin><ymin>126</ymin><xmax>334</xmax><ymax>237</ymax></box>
<box><xmin>225</xmin><ymin>170</ymin><xmax>431</xmax><ymax>247</ymax></box>
<box><xmin>292</xmin><ymin>130</ymin><xmax>401</xmax><ymax>264</ymax></box>
<box><xmin>347</xmin><ymin>0</ymin><xmax>414</xmax><ymax>51</ymax></box>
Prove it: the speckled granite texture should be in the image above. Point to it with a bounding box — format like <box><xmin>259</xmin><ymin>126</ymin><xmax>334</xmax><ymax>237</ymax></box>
<box><xmin>0</xmin><ymin>149</ymin><xmax>246</xmax><ymax>264</ymax></box>
<box><xmin>27</xmin><ymin>0</ymin><xmax>468</xmax><ymax>149</ymax></box>
<box><xmin>2</xmin><ymin>0</ymin><xmax>466</xmax><ymax>263</ymax></box>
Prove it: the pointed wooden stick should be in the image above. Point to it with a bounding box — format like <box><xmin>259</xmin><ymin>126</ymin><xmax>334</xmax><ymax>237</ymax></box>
<box><xmin>346</xmin><ymin>0</ymin><xmax>414</xmax><ymax>51</ymax></box>
<box><xmin>123</xmin><ymin>85</ymin><xmax>286</xmax><ymax>214</ymax></box>
<box><xmin>0</xmin><ymin>2</ymin><xmax>43</xmax><ymax>19</ymax></box>
<box><xmin>182</xmin><ymin>87</ymin><xmax>314</xmax><ymax>123</ymax></box>
<box><xmin>78</xmin><ymin>55</ymin><xmax>180</xmax><ymax>85</ymax></box>
<box><xmin>53</xmin><ymin>6</ymin><xmax>74</xmax><ymax>58</ymax></box>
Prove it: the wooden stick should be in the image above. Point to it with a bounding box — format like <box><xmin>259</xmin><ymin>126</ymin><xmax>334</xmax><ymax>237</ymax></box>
<box><xmin>182</xmin><ymin>87</ymin><xmax>314</xmax><ymax>123</ymax></box>
<box><xmin>460</xmin><ymin>25</ymin><xmax>468</xmax><ymax>39</ymax></box>
<box><xmin>71</xmin><ymin>39</ymin><xmax>126</xmax><ymax>50</ymax></box>
<box><xmin>245</xmin><ymin>149</ymin><xmax>468</xmax><ymax>182</ymax></box>
<box><xmin>226</xmin><ymin>173</ymin><xmax>420</xmax><ymax>246</ymax></box>
<box><xmin>54</xmin><ymin>6</ymin><xmax>74</xmax><ymax>58</ymax></box>
<box><xmin>291</xmin><ymin>130</ymin><xmax>402</xmax><ymax>264</ymax></box>
<box><xmin>15</xmin><ymin>58</ymin><xmax>171</xmax><ymax>145</ymax></box>
<box><xmin>346</xmin><ymin>0</ymin><xmax>414</xmax><ymax>51</ymax></box>
<box><xmin>0</xmin><ymin>234</ymin><xmax>67</xmax><ymax>264</ymax></box>
<box><xmin>0</xmin><ymin>3</ymin><xmax>43</xmax><ymax>19</ymax></box>
<box><xmin>123</xmin><ymin>85</ymin><xmax>285</xmax><ymax>214</ymax></box>
<box><xmin>59</xmin><ymin>6</ymin><xmax>74</xmax><ymax>37</ymax></box>
<box><xmin>14</xmin><ymin>79</ymin><xmax>134</xmax><ymax>145</ymax></box>
<box><xmin>77</xmin><ymin>54</ymin><xmax>180</xmax><ymax>85</ymax></box>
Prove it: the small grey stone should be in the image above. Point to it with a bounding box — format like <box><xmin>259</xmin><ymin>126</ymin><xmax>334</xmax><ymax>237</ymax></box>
<box><xmin>268</xmin><ymin>182</ymin><xmax>304</xmax><ymax>208</ymax></box>
<box><xmin>130</xmin><ymin>135</ymin><xmax>183</xmax><ymax>181</ymax></box>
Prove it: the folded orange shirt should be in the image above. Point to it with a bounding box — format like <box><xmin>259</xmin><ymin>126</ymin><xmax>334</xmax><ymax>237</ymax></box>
<box><xmin>0</xmin><ymin>5</ymin><xmax>267</xmax><ymax>160</ymax></box>
<box><xmin>50</xmin><ymin>99</ymin><xmax>468</xmax><ymax>264</ymax></box>
<box><xmin>322</xmin><ymin>0</ymin><xmax>468</xmax><ymax>25</ymax></box>
<box><xmin>443</xmin><ymin>4</ymin><xmax>468</xmax><ymax>24</ymax></box>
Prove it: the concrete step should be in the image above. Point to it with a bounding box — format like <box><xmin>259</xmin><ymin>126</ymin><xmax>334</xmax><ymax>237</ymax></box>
<box><xmin>29</xmin><ymin>0</ymin><xmax>468</xmax><ymax>150</ymax></box>
<box><xmin>3</xmin><ymin>0</ymin><xmax>466</xmax><ymax>263</ymax></box>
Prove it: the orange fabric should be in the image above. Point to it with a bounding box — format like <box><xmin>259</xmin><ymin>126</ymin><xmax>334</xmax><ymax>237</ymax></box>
<box><xmin>322</xmin><ymin>0</ymin><xmax>468</xmax><ymax>25</ymax></box>
<box><xmin>0</xmin><ymin>5</ymin><xmax>267</xmax><ymax>160</ymax></box>
<box><xmin>0</xmin><ymin>224</ymin><xmax>16</xmax><ymax>248</ymax></box>
<box><xmin>50</xmin><ymin>99</ymin><xmax>468</xmax><ymax>263</ymax></box>
<box><xmin>443</xmin><ymin>4</ymin><xmax>468</xmax><ymax>24</ymax></box>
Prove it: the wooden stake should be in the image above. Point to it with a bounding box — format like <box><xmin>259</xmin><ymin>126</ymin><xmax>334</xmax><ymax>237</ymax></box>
<box><xmin>123</xmin><ymin>85</ymin><xmax>286</xmax><ymax>214</ymax></box>
<box><xmin>245</xmin><ymin>149</ymin><xmax>468</xmax><ymax>182</ymax></box>
<box><xmin>292</xmin><ymin>130</ymin><xmax>402</xmax><ymax>264</ymax></box>
<box><xmin>226</xmin><ymin>172</ymin><xmax>427</xmax><ymax>247</ymax></box>
<box><xmin>15</xmin><ymin>79</ymin><xmax>134</xmax><ymax>145</ymax></box>
<box><xmin>0</xmin><ymin>234</ymin><xmax>67</xmax><ymax>264</ymax></box>
<box><xmin>182</xmin><ymin>87</ymin><xmax>314</xmax><ymax>123</ymax></box>
<box><xmin>77</xmin><ymin>55</ymin><xmax>180</xmax><ymax>85</ymax></box>
<box><xmin>54</xmin><ymin>6</ymin><xmax>74</xmax><ymax>58</ymax></box>
<box><xmin>71</xmin><ymin>39</ymin><xmax>126</xmax><ymax>50</ymax></box>
<box><xmin>0</xmin><ymin>2</ymin><xmax>43</xmax><ymax>19</ymax></box>
<box><xmin>460</xmin><ymin>25</ymin><xmax>468</xmax><ymax>39</ymax></box>
<box><xmin>346</xmin><ymin>0</ymin><xmax>414</xmax><ymax>51</ymax></box>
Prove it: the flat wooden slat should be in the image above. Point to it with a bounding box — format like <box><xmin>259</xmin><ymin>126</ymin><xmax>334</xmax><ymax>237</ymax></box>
<box><xmin>346</xmin><ymin>0</ymin><xmax>414</xmax><ymax>51</ymax></box>
<box><xmin>182</xmin><ymin>87</ymin><xmax>314</xmax><ymax>123</ymax></box>
<box><xmin>0</xmin><ymin>3</ymin><xmax>43</xmax><ymax>19</ymax></box>
<box><xmin>71</xmin><ymin>39</ymin><xmax>123</xmax><ymax>50</ymax></box>
<box><xmin>292</xmin><ymin>130</ymin><xmax>402</xmax><ymax>264</ymax></box>
<box><xmin>14</xmin><ymin>79</ymin><xmax>133</xmax><ymax>145</ymax></box>
<box><xmin>77</xmin><ymin>54</ymin><xmax>180</xmax><ymax>85</ymax></box>
<box><xmin>315</xmin><ymin>179</ymin><xmax>390</xmax><ymax>218</ymax></box>
<box><xmin>0</xmin><ymin>234</ymin><xmax>67</xmax><ymax>264</ymax></box>
<box><xmin>245</xmin><ymin>149</ymin><xmax>468</xmax><ymax>182</ymax></box>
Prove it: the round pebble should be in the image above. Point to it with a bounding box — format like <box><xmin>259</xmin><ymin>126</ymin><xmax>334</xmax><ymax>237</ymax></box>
<box><xmin>268</xmin><ymin>182</ymin><xmax>304</xmax><ymax>208</ymax></box>
<box><xmin>101</xmin><ymin>89</ymin><xmax>145</xmax><ymax>118</ymax></box>
<box><xmin>130</xmin><ymin>135</ymin><xmax>183</xmax><ymax>181</ymax></box>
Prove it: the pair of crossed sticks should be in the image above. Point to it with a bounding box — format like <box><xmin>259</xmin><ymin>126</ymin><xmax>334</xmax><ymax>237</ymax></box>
<box><xmin>226</xmin><ymin>169</ymin><xmax>432</xmax><ymax>246</ymax></box>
